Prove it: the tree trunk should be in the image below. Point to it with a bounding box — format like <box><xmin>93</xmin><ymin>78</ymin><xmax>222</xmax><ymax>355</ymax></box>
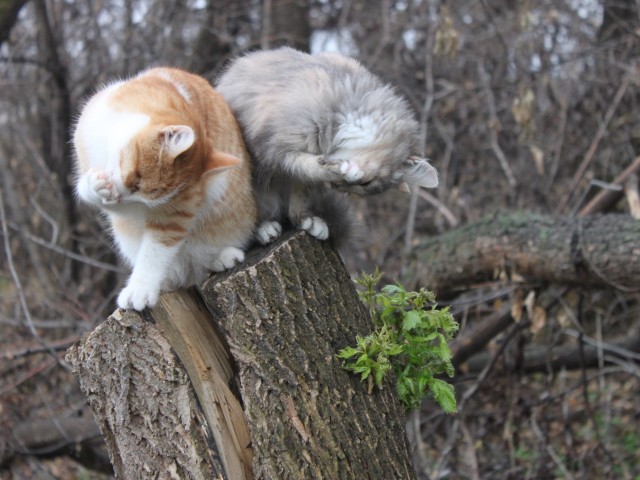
<box><xmin>67</xmin><ymin>232</ymin><xmax>415</xmax><ymax>479</ymax></box>
<box><xmin>410</xmin><ymin>212</ymin><xmax>640</xmax><ymax>296</ymax></box>
<box><xmin>261</xmin><ymin>0</ymin><xmax>310</xmax><ymax>52</ymax></box>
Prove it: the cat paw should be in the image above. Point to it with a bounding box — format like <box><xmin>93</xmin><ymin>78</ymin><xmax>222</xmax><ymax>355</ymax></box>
<box><xmin>300</xmin><ymin>216</ymin><xmax>329</xmax><ymax>240</ymax></box>
<box><xmin>339</xmin><ymin>160</ymin><xmax>364</xmax><ymax>183</ymax></box>
<box><xmin>210</xmin><ymin>247</ymin><xmax>245</xmax><ymax>272</ymax></box>
<box><xmin>88</xmin><ymin>169</ymin><xmax>121</xmax><ymax>205</ymax></box>
<box><xmin>320</xmin><ymin>159</ymin><xmax>364</xmax><ymax>184</ymax></box>
<box><xmin>318</xmin><ymin>157</ymin><xmax>348</xmax><ymax>181</ymax></box>
<box><xmin>117</xmin><ymin>282</ymin><xmax>160</xmax><ymax>311</ymax></box>
<box><xmin>256</xmin><ymin>221</ymin><xmax>282</xmax><ymax>245</ymax></box>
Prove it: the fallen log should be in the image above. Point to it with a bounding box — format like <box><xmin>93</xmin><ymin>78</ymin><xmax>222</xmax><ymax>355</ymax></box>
<box><xmin>462</xmin><ymin>324</ymin><xmax>640</xmax><ymax>374</ymax></box>
<box><xmin>411</xmin><ymin>212</ymin><xmax>640</xmax><ymax>296</ymax></box>
<box><xmin>2</xmin><ymin>411</ymin><xmax>110</xmax><ymax>472</ymax></box>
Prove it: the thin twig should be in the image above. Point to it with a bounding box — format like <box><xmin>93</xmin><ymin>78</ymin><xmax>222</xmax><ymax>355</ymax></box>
<box><xmin>1</xmin><ymin>335</ymin><xmax>79</xmax><ymax>360</ymax></box>
<box><xmin>563</xmin><ymin>329</ymin><xmax>640</xmax><ymax>361</ymax></box>
<box><xmin>602</xmin><ymin>355</ymin><xmax>640</xmax><ymax>379</ymax></box>
<box><xmin>0</xmin><ymin>357</ymin><xmax>59</xmax><ymax>396</ymax></box>
<box><xmin>558</xmin><ymin>77</ymin><xmax>630</xmax><ymax>213</ymax></box>
<box><xmin>624</xmin><ymin>173</ymin><xmax>640</xmax><ymax>218</ymax></box>
<box><xmin>1</xmin><ymin>193</ymin><xmax>40</xmax><ymax>339</ymax></box>
<box><xmin>0</xmin><ymin>317</ymin><xmax>76</xmax><ymax>329</ymax></box>
<box><xmin>403</xmin><ymin>0</ymin><xmax>437</xmax><ymax>256</ymax></box>
<box><xmin>433</xmin><ymin>116</ymin><xmax>455</xmax><ymax>198</ymax></box>
<box><xmin>29</xmin><ymin>196</ymin><xmax>59</xmax><ymax>246</ymax></box>
<box><xmin>530</xmin><ymin>408</ymin><xmax>576</xmax><ymax>480</ymax></box>
<box><xmin>8</xmin><ymin>222</ymin><xmax>123</xmax><ymax>273</ymax></box>
<box><xmin>0</xmin><ymin>193</ymin><xmax>71</xmax><ymax>372</ymax></box>
<box><xmin>477</xmin><ymin>60</ymin><xmax>517</xmax><ymax>188</ymax></box>
<box><xmin>260</xmin><ymin>0</ymin><xmax>272</xmax><ymax>49</ymax></box>
<box><xmin>431</xmin><ymin>320</ymin><xmax>531</xmax><ymax>479</ymax></box>
<box><xmin>460</xmin><ymin>421</ymin><xmax>480</xmax><ymax>480</ymax></box>
<box><xmin>417</xmin><ymin>190</ymin><xmax>459</xmax><ymax>227</ymax></box>
<box><xmin>578</xmin><ymin>155</ymin><xmax>640</xmax><ymax>216</ymax></box>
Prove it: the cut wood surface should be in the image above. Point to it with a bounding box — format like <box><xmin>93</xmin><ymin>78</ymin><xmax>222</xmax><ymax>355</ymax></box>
<box><xmin>152</xmin><ymin>290</ymin><xmax>252</xmax><ymax>479</ymax></box>
<box><xmin>412</xmin><ymin>212</ymin><xmax>640</xmax><ymax>295</ymax></box>
<box><xmin>68</xmin><ymin>231</ymin><xmax>416</xmax><ymax>479</ymax></box>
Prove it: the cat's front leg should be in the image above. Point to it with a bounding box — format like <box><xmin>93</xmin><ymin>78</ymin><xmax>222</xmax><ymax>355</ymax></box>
<box><xmin>256</xmin><ymin>220</ymin><xmax>283</xmax><ymax>245</ymax></box>
<box><xmin>209</xmin><ymin>246</ymin><xmax>245</xmax><ymax>272</ymax></box>
<box><xmin>282</xmin><ymin>152</ymin><xmax>345</xmax><ymax>182</ymax></box>
<box><xmin>288</xmin><ymin>183</ymin><xmax>329</xmax><ymax>241</ymax></box>
<box><xmin>118</xmin><ymin>274</ymin><xmax>161</xmax><ymax>311</ymax></box>
<box><xmin>77</xmin><ymin>168</ymin><xmax>123</xmax><ymax>207</ymax></box>
<box><xmin>117</xmin><ymin>236</ymin><xmax>181</xmax><ymax>310</ymax></box>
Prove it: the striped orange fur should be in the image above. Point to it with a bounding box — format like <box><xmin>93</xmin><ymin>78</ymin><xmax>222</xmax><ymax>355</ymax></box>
<box><xmin>73</xmin><ymin>67</ymin><xmax>257</xmax><ymax>310</ymax></box>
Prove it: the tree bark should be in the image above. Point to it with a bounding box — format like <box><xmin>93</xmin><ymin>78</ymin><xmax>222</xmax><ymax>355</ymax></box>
<box><xmin>67</xmin><ymin>232</ymin><xmax>416</xmax><ymax>479</ymax></box>
<box><xmin>411</xmin><ymin>212</ymin><xmax>640</xmax><ymax>296</ymax></box>
<box><xmin>66</xmin><ymin>308</ymin><xmax>229</xmax><ymax>479</ymax></box>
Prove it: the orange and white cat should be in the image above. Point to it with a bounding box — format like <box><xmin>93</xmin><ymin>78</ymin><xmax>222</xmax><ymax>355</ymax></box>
<box><xmin>73</xmin><ymin>67</ymin><xmax>257</xmax><ymax>310</ymax></box>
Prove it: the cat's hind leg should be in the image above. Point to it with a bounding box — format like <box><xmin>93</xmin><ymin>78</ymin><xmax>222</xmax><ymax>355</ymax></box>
<box><xmin>288</xmin><ymin>183</ymin><xmax>330</xmax><ymax>241</ymax></box>
<box><xmin>300</xmin><ymin>216</ymin><xmax>329</xmax><ymax>240</ymax></box>
<box><xmin>253</xmin><ymin>185</ymin><xmax>284</xmax><ymax>245</ymax></box>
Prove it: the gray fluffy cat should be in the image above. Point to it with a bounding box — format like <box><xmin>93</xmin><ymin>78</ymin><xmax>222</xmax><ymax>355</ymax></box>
<box><xmin>216</xmin><ymin>47</ymin><xmax>438</xmax><ymax>247</ymax></box>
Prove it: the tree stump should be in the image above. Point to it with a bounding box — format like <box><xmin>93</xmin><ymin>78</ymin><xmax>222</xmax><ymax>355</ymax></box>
<box><xmin>67</xmin><ymin>232</ymin><xmax>415</xmax><ymax>479</ymax></box>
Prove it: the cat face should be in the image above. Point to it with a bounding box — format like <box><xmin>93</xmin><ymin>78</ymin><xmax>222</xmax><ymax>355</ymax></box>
<box><xmin>328</xmin><ymin>119</ymin><xmax>439</xmax><ymax>195</ymax></box>
<box><xmin>119</xmin><ymin>125</ymin><xmax>197</xmax><ymax>206</ymax></box>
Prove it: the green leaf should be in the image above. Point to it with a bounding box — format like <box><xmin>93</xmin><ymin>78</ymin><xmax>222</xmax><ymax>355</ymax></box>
<box><xmin>381</xmin><ymin>284</ymin><xmax>403</xmax><ymax>294</ymax></box>
<box><xmin>429</xmin><ymin>378</ymin><xmax>458</xmax><ymax>414</ymax></box>
<box><xmin>337</xmin><ymin>346</ymin><xmax>360</xmax><ymax>359</ymax></box>
<box><xmin>342</xmin><ymin>269</ymin><xmax>458</xmax><ymax>414</ymax></box>
<box><xmin>385</xmin><ymin>343</ymin><xmax>404</xmax><ymax>356</ymax></box>
<box><xmin>436</xmin><ymin>336</ymin><xmax>453</xmax><ymax>362</ymax></box>
<box><xmin>402</xmin><ymin>310</ymin><xmax>422</xmax><ymax>331</ymax></box>
<box><xmin>413</xmin><ymin>332</ymin><xmax>440</xmax><ymax>343</ymax></box>
<box><xmin>352</xmin><ymin>365</ymin><xmax>371</xmax><ymax>381</ymax></box>
<box><xmin>374</xmin><ymin>362</ymin><xmax>390</xmax><ymax>386</ymax></box>
<box><xmin>380</xmin><ymin>306</ymin><xmax>397</xmax><ymax>323</ymax></box>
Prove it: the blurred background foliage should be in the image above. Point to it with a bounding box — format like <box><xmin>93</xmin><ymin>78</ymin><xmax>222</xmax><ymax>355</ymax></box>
<box><xmin>1</xmin><ymin>1</ymin><xmax>639</xmax><ymax>478</ymax></box>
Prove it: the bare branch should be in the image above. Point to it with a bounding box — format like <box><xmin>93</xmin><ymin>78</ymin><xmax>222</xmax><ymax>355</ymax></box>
<box><xmin>477</xmin><ymin>60</ymin><xmax>517</xmax><ymax>189</ymax></box>
<box><xmin>558</xmin><ymin>76</ymin><xmax>630</xmax><ymax>213</ymax></box>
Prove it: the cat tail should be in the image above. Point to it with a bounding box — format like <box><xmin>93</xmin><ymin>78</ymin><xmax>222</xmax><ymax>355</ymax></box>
<box><xmin>308</xmin><ymin>189</ymin><xmax>364</xmax><ymax>252</ymax></box>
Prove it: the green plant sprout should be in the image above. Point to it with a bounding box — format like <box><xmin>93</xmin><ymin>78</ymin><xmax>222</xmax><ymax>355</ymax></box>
<box><xmin>337</xmin><ymin>269</ymin><xmax>459</xmax><ymax>413</ymax></box>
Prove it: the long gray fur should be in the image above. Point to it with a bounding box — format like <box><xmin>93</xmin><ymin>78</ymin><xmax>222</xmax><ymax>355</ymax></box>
<box><xmin>216</xmin><ymin>47</ymin><xmax>438</xmax><ymax>248</ymax></box>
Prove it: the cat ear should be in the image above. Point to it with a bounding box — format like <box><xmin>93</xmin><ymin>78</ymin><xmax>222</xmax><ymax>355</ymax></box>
<box><xmin>206</xmin><ymin>150</ymin><xmax>242</xmax><ymax>172</ymax></box>
<box><xmin>399</xmin><ymin>156</ymin><xmax>439</xmax><ymax>189</ymax></box>
<box><xmin>160</xmin><ymin>125</ymin><xmax>195</xmax><ymax>159</ymax></box>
